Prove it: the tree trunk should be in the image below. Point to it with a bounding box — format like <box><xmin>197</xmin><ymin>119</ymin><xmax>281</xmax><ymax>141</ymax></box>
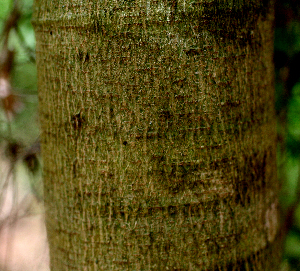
<box><xmin>32</xmin><ymin>0</ymin><xmax>281</xmax><ymax>270</ymax></box>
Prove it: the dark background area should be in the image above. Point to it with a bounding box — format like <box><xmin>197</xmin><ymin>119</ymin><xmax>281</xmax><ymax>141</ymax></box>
<box><xmin>275</xmin><ymin>0</ymin><xmax>300</xmax><ymax>269</ymax></box>
<box><xmin>0</xmin><ymin>0</ymin><xmax>300</xmax><ymax>269</ymax></box>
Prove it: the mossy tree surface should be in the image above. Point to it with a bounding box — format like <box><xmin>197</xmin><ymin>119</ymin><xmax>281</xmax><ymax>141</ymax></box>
<box><xmin>32</xmin><ymin>0</ymin><xmax>281</xmax><ymax>270</ymax></box>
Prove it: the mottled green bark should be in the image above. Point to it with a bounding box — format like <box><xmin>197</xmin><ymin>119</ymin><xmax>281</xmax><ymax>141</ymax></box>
<box><xmin>33</xmin><ymin>0</ymin><xmax>281</xmax><ymax>270</ymax></box>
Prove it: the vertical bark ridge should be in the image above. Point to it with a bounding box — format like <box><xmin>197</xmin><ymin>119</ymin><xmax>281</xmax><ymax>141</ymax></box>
<box><xmin>33</xmin><ymin>0</ymin><xmax>281</xmax><ymax>270</ymax></box>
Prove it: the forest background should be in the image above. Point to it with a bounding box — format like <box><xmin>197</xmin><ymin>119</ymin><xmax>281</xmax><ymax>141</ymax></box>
<box><xmin>0</xmin><ymin>0</ymin><xmax>300</xmax><ymax>270</ymax></box>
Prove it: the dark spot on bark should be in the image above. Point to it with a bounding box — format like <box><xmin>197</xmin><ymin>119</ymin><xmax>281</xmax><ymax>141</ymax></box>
<box><xmin>84</xmin><ymin>52</ymin><xmax>89</xmax><ymax>63</ymax></box>
<box><xmin>148</xmin><ymin>231</ymin><xmax>154</xmax><ymax>245</ymax></box>
<box><xmin>168</xmin><ymin>205</ymin><xmax>177</xmax><ymax>217</ymax></box>
<box><xmin>159</xmin><ymin>110</ymin><xmax>173</xmax><ymax>120</ymax></box>
<box><xmin>185</xmin><ymin>49</ymin><xmax>201</xmax><ymax>57</ymax></box>
<box><xmin>72</xmin><ymin>159</ymin><xmax>79</xmax><ymax>178</ymax></box>
<box><xmin>109</xmin><ymin>107</ymin><xmax>115</xmax><ymax>120</ymax></box>
<box><xmin>50</xmin><ymin>31</ymin><xmax>52</xmax><ymax>35</ymax></box>
<box><xmin>123</xmin><ymin>141</ymin><xmax>128</xmax><ymax>146</ymax></box>
<box><xmin>78</xmin><ymin>50</ymin><xmax>89</xmax><ymax>63</ymax></box>
<box><xmin>71</xmin><ymin>112</ymin><xmax>85</xmax><ymax>130</ymax></box>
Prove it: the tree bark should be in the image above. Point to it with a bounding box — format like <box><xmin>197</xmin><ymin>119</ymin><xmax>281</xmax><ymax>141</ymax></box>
<box><xmin>32</xmin><ymin>0</ymin><xmax>281</xmax><ymax>270</ymax></box>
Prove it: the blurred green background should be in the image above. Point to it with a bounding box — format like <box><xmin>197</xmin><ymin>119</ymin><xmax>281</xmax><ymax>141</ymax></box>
<box><xmin>0</xmin><ymin>0</ymin><xmax>38</xmax><ymax>145</ymax></box>
<box><xmin>0</xmin><ymin>0</ymin><xmax>300</xmax><ymax>269</ymax></box>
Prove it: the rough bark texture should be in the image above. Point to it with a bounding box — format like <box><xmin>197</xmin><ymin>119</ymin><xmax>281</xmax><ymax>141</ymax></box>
<box><xmin>32</xmin><ymin>0</ymin><xmax>281</xmax><ymax>270</ymax></box>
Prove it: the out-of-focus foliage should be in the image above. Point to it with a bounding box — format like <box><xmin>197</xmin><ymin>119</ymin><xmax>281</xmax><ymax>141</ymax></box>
<box><xmin>0</xmin><ymin>2</ymin><xmax>46</xmax><ymax>270</ymax></box>
<box><xmin>0</xmin><ymin>0</ymin><xmax>38</xmax><ymax>146</ymax></box>
<box><xmin>275</xmin><ymin>0</ymin><xmax>300</xmax><ymax>269</ymax></box>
